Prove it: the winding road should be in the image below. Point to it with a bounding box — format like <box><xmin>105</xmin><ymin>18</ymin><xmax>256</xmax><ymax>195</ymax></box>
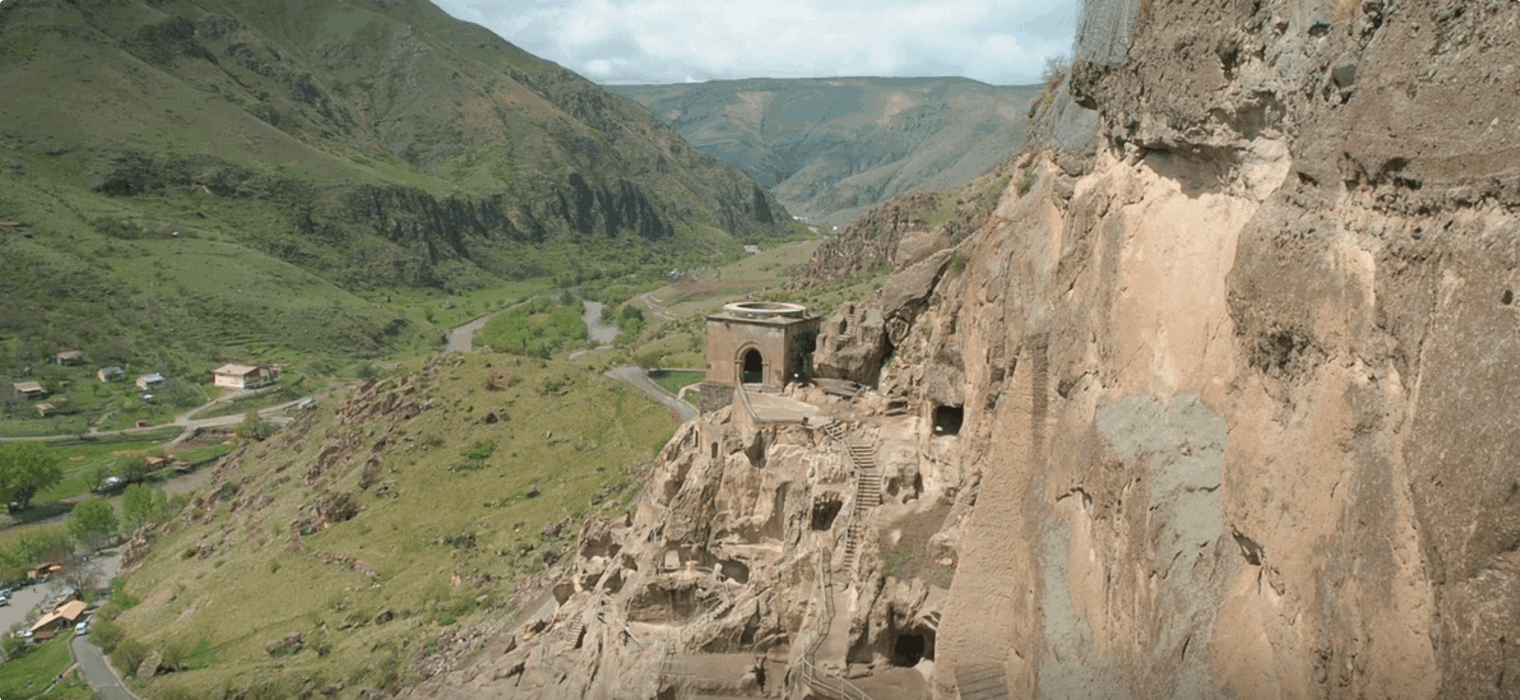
<box><xmin>0</xmin><ymin>392</ymin><xmax>312</xmax><ymax>444</ymax></box>
<box><xmin>606</xmin><ymin>366</ymin><xmax>698</xmax><ymax>423</ymax></box>
<box><xmin>73</xmin><ymin>633</ymin><xmax>141</xmax><ymax>700</ymax></box>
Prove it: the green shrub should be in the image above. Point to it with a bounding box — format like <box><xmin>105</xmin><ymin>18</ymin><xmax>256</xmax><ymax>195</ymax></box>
<box><xmin>90</xmin><ymin>619</ymin><xmax>125</xmax><ymax>650</ymax></box>
<box><xmin>1018</xmin><ymin>169</ymin><xmax>1038</xmax><ymax>195</ymax></box>
<box><xmin>110</xmin><ymin>637</ymin><xmax>150</xmax><ymax>673</ymax></box>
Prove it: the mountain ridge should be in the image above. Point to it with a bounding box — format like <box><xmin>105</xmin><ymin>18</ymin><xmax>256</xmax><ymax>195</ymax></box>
<box><xmin>0</xmin><ymin>0</ymin><xmax>797</xmax><ymax>383</ymax></box>
<box><xmin>609</xmin><ymin>76</ymin><xmax>1042</xmax><ymax>224</ymax></box>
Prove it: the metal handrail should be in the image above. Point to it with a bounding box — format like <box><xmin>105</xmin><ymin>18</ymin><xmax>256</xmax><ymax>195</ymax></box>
<box><xmin>798</xmin><ymin>539</ymin><xmax>877</xmax><ymax>700</ymax></box>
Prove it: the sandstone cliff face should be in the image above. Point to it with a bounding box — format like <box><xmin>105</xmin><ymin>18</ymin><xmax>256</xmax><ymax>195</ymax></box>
<box><xmin>401</xmin><ymin>1</ymin><xmax>1520</xmax><ymax>698</ymax></box>
<box><xmin>836</xmin><ymin>0</ymin><xmax>1520</xmax><ymax>696</ymax></box>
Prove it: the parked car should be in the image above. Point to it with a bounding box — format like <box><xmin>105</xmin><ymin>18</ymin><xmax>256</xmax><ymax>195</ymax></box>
<box><xmin>74</xmin><ymin>621</ymin><xmax>88</xmax><ymax>635</ymax></box>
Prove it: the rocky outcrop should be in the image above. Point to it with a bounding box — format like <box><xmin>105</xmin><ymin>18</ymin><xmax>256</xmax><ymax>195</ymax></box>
<box><xmin>296</xmin><ymin>1</ymin><xmax>1520</xmax><ymax>699</ymax></box>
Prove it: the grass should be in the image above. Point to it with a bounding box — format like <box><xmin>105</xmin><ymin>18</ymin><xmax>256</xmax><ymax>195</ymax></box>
<box><xmin>192</xmin><ymin>384</ymin><xmax>310</xmax><ymax>421</ymax></box>
<box><xmin>169</xmin><ymin>443</ymin><xmax>233</xmax><ymax>465</ymax></box>
<box><xmin>0</xmin><ymin>635</ymin><xmax>94</xmax><ymax>700</ymax></box>
<box><xmin>114</xmin><ymin>353</ymin><xmax>676</xmax><ymax>698</ymax></box>
<box><xmin>32</xmin><ymin>439</ymin><xmax>165</xmax><ymax>504</ymax></box>
<box><xmin>648</xmin><ymin>370</ymin><xmax>704</xmax><ymax>405</ymax></box>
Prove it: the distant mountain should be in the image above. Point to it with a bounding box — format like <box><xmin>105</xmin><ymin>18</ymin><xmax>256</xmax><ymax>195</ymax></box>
<box><xmin>610</xmin><ymin>77</ymin><xmax>1043</xmax><ymax>224</ymax></box>
<box><xmin>0</xmin><ymin>0</ymin><xmax>794</xmax><ymax>370</ymax></box>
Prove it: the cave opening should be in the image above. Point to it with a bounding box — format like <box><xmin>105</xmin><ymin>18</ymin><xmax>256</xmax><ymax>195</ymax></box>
<box><xmin>933</xmin><ymin>405</ymin><xmax>964</xmax><ymax>435</ymax></box>
<box><xmin>742</xmin><ymin>348</ymin><xmax>764</xmax><ymax>384</ymax></box>
<box><xmin>1503</xmin><ymin>289</ymin><xmax>1514</xmax><ymax>306</ymax></box>
<box><xmin>719</xmin><ymin>559</ymin><xmax>751</xmax><ymax>584</ymax></box>
<box><xmin>892</xmin><ymin>631</ymin><xmax>931</xmax><ymax>666</ymax></box>
<box><xmin>811</xmin><ymin>496</ymin><xmax>843</xmax><ymax>530</ymax></box>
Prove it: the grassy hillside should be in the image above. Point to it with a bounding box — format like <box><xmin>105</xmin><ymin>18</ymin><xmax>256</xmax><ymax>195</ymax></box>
<box><xmin>108</xmin><ymin>353</ymin><xmax>676</xmax><ymax>698</ymax></box>
<box><xmin>0</xmin><ymin>0</ymin><xmax>801</xmax><ymax>431</ymax></box>
<box><xmin>609</xmin><ymin>77</ymin><xmax>1043</xmax><ymax>224</ymax></box>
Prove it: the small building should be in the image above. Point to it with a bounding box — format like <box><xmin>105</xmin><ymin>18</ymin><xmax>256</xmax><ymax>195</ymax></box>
<box><xmin>213</xmin><ymin>363</ymin><xmax>280</xmax><ymax>390</ymax></box>
<box><xmin>35</xmin><ymin>399</ymin><xmax>74</xmax><ymax>418</ymax></box>
<box><xmin>136</xmin><ymin>373</ymin><xmax>165</xmax><ymax>391</ymax></box>
<box><xmin>26</xmin><ymin>562</ymin><xmax>62</xmax><ymax>581</ymax></box>
<box><xmin>11</xmin><ymin>381</ymin><xmax>48</xmax><ymax>401</ymax></box>
<box><xmin>704</xmin><ymin>302</ymin><xmax>822</xmax><ymax>389</ymax></box>
<box><xmin>48</xmin><ymin>349</ymin><xmax>84</xmax><ymax>366</ymax></box>
<box><xmin>97</xmin><ymin>366</ymin><xmax>126</xmax><ymax>383</ymax></box>
<box><xmin>28</xmin><ymin>599</ymin><xmax>86</xmax><ymax>641</ymax></box>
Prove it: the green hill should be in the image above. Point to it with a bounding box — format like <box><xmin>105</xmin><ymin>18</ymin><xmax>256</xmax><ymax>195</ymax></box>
<box><xmin>0</xmin><ymin>0</ymin><xmax>798</xmax><ymax>404</ymax></box>
<box><xmin>609</xmin><ymin>77</ymin><xmax>1043</xmax><ymax>224</ymax></box>
<box><xmin>105</xmin><ymin>354</ymin><xmax>676</xmax><ymax>699</ymax></box>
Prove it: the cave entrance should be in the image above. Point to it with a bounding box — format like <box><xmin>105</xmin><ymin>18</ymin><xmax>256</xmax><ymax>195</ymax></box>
<box><xmin>741</xmin><ymin>348</ymin><xmax>764</xmax><ymax>384</ymax></box>
<box><xmin>893</xmin><ymin>631</ymin><xmax>931</xmax><ymax>666</ymax></box>
<box><xmin>933</xmin><ymin>405</ymin><xmax>964</xmax><ymax>435</ymax></box>
<box><xmin>811</xmin><ymin>496</ymin><xmax>843</xmax><ymax>531</ymax></box>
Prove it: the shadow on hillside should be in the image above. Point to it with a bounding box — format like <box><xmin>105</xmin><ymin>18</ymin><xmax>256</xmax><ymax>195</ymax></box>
<box><xmin>8</xmin><ymin>500</ymin><xmax>76</xmax><ymax>527</ymax></box>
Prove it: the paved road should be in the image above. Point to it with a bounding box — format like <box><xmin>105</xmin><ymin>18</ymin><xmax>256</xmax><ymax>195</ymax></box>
<box><xmin>73</xmin><ymin>631</ymin><xmax>140</xmax><ymax>700</ymax></box>
<box><xmin>606</xmin><ymin>366</ymin><xmax>697</xmax><ymax>423</ymax></box>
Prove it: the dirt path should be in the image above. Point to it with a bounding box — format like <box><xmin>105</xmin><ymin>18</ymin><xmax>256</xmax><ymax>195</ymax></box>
<box><xmin>446</xmin><ymin>314</ymin><xmax>493</xmax><ymax>353</ymax></box>
<box><xmin>583</xmin><ymin>300</ymin><xmax>621</xmax><ymax>345</ymax></box>
<box><xmin>640</xmin><ymin>292</ymin><xmax>677</xmax><ymax>321</ymax></box>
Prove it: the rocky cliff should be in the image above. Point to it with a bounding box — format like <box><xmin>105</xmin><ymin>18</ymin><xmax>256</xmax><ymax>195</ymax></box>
<box><xmin>400</xmin><ymin>0</ymin><xmax>1520</xmax><ymax>698</ymax></box>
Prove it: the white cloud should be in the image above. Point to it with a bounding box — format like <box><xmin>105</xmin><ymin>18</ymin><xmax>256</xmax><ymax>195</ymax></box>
<box><xmin>439</xmin><ymin>0</ymin><xmax>1078</xmax><ymax>85</ymax></box>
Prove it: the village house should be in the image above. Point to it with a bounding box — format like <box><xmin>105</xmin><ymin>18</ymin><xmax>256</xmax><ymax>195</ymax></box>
<box><xmin>136</xmin><ymin>373</ymin><xmax>165</xmax><ymax>391</ymax></box>
<box><xmin>213</xmin><ymin>362</ymin><xmax>280</xmax><ymax>390</ymax></box>
<box><xmin>11</xmin><ymin>381</ymin><xmax>48</xmax><ymax>401</ymax></box>
<box><xmin>26</xmin><ymin>562</ymin><xmax>62</xmax><ymax>581</ymax></box>
<box><xmin>97</xmin><ymin>366</ymin><xmax>126</xmax><ymax>382</ymax></box>
<box><xmin>35</xmin><ymin>399</ymin><xmax>74</xmax><ymax>418</ymax></box>
<box><xmin>28</xmin><ymin>599</ymin><xmax>86</xmax><ymax>641</ymax></box>
<box><xmin>47</xmin><ymin>349</ymin><xmax>84</xmax><ymax>366</ymax></box>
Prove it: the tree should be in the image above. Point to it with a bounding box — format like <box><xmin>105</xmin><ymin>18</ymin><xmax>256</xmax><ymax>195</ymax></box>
<box><xmin>122</xmin><ymin>484</ymin><xmax>154</xmax><ymax>530</ymax></box>
<box><xmin>235</xmin><ymin>411</ymin><xmax>277</xmax><ymax>441</ymax></box>
<box><xmin>0</xmin><ymin>442</ymin><xmax>64</xmax><ymax>509</ymax></box>
<box><xmin>68</xmin><ymin>499</ymin><xmax>117</xmax><ymax>548</ymax></box>
<box><xmin>633</xmin><ymin>349</ymin><xmax>664</xmax><ymax>370</ymax></box>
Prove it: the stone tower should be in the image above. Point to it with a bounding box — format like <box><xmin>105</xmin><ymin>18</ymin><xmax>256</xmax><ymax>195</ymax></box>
<box><xmin>704</xmin><ymin>302</ymin><xmax>821</xmax><ymax>392</ymax></box>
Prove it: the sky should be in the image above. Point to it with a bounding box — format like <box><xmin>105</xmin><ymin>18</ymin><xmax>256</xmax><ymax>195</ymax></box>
<box><xmin>432</xmin><ymin>1</ymin><xmax>1079</xmax><ymax>86</ymax></box>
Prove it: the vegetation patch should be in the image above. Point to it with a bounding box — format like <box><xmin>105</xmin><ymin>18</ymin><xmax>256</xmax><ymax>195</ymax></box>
<box><xmin>0</xmin><ymin>636</ymin><xmax>94</xmax><ymax>700</ymax></box>
<box><xmin>478</xmin><ymin>296</ymin><xmax>588</xmax><ymax>358</ymax></box>
<box><xmin>113</xmin><ymin>353</ymin><xmax>675</xmax><ymax>698</ymax></box>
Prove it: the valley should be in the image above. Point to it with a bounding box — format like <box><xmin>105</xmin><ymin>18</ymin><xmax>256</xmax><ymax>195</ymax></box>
<box><xmin>5</xmin><ymin>0</ymin><xmax>1519</xmax><ymax>698</ymax></box>
<box><xmin>610</xmin><ymin>78</ymin><xmax>1045</xmax><ymax>225</ymax></box>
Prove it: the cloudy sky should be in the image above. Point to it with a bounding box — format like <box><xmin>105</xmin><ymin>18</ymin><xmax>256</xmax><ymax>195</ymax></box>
<box><xmin>432</xmin><ymin>0</ymin><xmax>1078</xmax><ymax>86</ymax></box>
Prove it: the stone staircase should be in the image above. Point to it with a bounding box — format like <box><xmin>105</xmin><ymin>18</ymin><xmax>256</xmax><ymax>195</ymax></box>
<box><xmin>562</xmin><ymin>613</ymin><xmax>585</xmax><ymax>653</ymax></box>
<box><xmin>955</xmin><ymin>664</ymin><xmax>1012</xmax><ymax>700</ymax></box>
<box><xmin>835</xmin><ymin>304</ymin><xmax>862</xmax><ymax>343</ymax></box>
<box><xmin>841</xmin><ymin>441</ymin><xmax>881</xmax><ymax>571</ymax></box>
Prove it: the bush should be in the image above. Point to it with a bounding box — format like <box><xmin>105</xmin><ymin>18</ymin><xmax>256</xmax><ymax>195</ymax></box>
<box><xmin>90</xmin><ymin>619</ymin><xmax>125</xmax><ymax>650</ymax></box>
<box><xmin>110</xmin><ymin>636</ymin><xmax>149</xmax><ymax>673</ymax></box>
<box><xmin>1</xmin><ymin>632</ymin><xmax>23</xmax><ymax>660</ymax></box>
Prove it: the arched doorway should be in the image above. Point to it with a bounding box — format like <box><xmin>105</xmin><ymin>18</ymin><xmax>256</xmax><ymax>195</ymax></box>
<box><xmin>741</xmin><ymin>348</ymin><xmax>764</xmax><ymax>384</ymax></box>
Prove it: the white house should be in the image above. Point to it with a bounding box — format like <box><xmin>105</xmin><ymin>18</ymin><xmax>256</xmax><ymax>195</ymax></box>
<box><xmin>213</xmin><ymin>363</ymin><xmax>280</xmax><ymax>390</ymax></box>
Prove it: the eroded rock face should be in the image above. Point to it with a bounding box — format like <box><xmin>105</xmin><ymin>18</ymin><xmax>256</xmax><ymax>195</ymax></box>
<box><xmin>401</xmin><ymin>1</ymin><xmax>1520</xmax><ymax>698</ymax></box>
